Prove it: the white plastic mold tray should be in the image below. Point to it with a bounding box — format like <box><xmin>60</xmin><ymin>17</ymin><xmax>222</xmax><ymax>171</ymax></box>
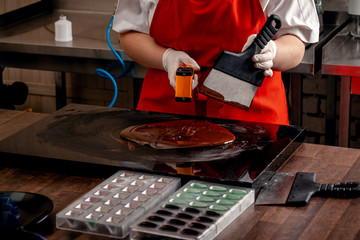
<box><xmin>56</xmin><ymin>170</ymin><xmax>181</xmax><ymax>238</ymax></box>
<box><xmin>130</xmin><ymin>180</ymin><xmax>254</xmax><ymax>240</ymax></box>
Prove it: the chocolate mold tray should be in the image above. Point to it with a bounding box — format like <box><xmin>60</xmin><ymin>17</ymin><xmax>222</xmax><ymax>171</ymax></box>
<box><xmin>130</xmin><ymin>181</ymin><xmax>254</xmax><ymax>240</ymax></box>
<box><xmin>56</xmin><ymin>170</ymin><xmax>181</xmax><ymax>238</ymax></box>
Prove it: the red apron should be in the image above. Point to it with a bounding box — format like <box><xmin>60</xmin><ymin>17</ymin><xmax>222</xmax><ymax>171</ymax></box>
<box><xmin>136</xmin><ymin>0</ymin><xmax>289</xmax><ymax>125</ymax></box>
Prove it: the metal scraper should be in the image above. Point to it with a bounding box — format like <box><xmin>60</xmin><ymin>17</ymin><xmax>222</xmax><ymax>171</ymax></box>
<box><xmin>255</xmin><ymin>172</ymin><xmax>360</xmax><ymax>206</ymax></box>
<box><xmin>199</xmin><ymin>14</ymin><xmax>282</xmax><ymax>110</ymax></box>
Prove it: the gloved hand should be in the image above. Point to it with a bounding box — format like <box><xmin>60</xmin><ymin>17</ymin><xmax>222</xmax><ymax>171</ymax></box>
<box><xmin>162</xmin><ymin>48</ymin><xmax>200</xmax><ymax>90</ymax></box>
<box><xmin>242</xmin><ymin>34</ymin><xmax>277</xmax><ymax>78</ymax></box>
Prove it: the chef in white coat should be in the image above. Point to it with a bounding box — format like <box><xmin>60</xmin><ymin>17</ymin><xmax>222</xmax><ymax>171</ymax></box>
<box><xmin>113</xmin><ymin>0</ymin><xmax>319</xmax><ymax>125</ymax></box>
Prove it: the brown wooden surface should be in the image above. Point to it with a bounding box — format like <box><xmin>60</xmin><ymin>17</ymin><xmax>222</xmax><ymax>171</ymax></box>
<box><xmin>0</xmin><ymin>110</ymin><xmax>360</xmax><ymax>240</ymax></box>
<box><xmin>0</xmin><ymin>109</ymin><xmax>48</xmax><ymax>141</ymax></box>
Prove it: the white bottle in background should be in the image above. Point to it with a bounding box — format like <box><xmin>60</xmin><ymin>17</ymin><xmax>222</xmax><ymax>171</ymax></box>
<box><xmin>55</xmin><ymin>15</ymin><xmax>73</xmax><ymax>42</ymax></box>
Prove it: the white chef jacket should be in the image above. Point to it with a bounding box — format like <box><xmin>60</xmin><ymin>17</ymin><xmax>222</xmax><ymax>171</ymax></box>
<box><xmin>113</xmin><ymin>0</ymin><xmax>320</xmax><ymax>43</ymax></box>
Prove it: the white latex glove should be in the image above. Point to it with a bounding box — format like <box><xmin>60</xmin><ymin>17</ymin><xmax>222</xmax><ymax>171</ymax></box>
<box><xmin>162</xmin><ymin>48</ymin><xmax>200</xmax><ymax>90</ymax></box>
<box><xmin>242</xmin><ymin>34</ymin><xmax>277</xmax><ymax>78</ymax></box>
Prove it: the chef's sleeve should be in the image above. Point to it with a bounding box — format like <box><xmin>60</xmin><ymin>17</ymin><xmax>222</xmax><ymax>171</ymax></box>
<box><xmin>112</xmin><ymin>0</ymin><xmax>158</xmax><ymax>34</ymax></box>
<box><xmin>262</xmin><ymin>0</ymin><xmax>320</xmax><ymax>43</ymax></box>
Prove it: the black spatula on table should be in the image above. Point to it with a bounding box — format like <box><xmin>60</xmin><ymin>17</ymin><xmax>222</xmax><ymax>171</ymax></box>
<box><xmin>255</xmin><ymin>172</ymin><xmax>360</xmax><ymax>206</ymax></box>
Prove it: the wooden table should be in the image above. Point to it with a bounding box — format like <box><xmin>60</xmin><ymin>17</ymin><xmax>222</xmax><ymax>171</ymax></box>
<box><xmin>0</xmin><ymin>109</ymin><xmax>359</xmax><ymax>240</ymax></box>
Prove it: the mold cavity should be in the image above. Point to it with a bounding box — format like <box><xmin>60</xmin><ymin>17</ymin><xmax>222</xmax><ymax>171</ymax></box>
<box><xmin>183</xmin><ymin>207</ymin><xmax>200</xmax><ymax>214</ymax></box>
<box><xmin>139</xmin><ymin>221</ymin><xmax>157</xmax><ymax>228</ymax></box>
<box><xmin>120</xmin><ymin>172</ymin><xmax>135</xmax><ymax>177</ymax></box>
<box><xmin>94</xmin><ymin>190</ymin><xmax>109</xmax><ymax>196</ymax></box>
<box><xmin>190</xmin><ymin>182</ymin><xmax>208</xmax><ymax>189</ymax></box>
<box><xmin>160</xmin><ymin>225</ymin><xmax>178</xmax><ymax>232</ymax></box>
<box><xmin>124</xmin><ymin>202</ymin><xmax>141</xmax><ymax>209</ymax></box>
<box><xmin>133</xmin><ymin>195</ymin><xmax>150</xmax><ymax>203</ymax></box>
<box><xmin>181</xmin><ymin>228</ymin><xmax>200</xmax><ymax>236</ymax></box>
<box><xmin>104</xmin><ymin>199</ymin><xmax>121</xmax><ymax>206</ymax></box>
<box><xmin>209</xmin><ymin>204</ymin><xmax>228</xmax><ymax>212</ymax></box>
<box><xmin>169</xmin><ymin>198</ymin><xmax>187</xmax><ymax>205</ymax></box>
<box><xmin>142</xmin><ymin>189</ymin><xmax>158</xmax><ymax>196</ymax></box>
<box><xmin>106</xmin><ymin>216</ymin><xmax>123</xmax><ymax>223</ymax></box>
<box><xmin>85</xmin><ymin>213</ymin><xmax>103</xmax><ymax>220</ymax></box>
<box><xmin>189</xmin><ymin>222</ymin><xmax>206</xmax><ymax>229</ymax></box>
<box><xmin>223</xmin><ymin>193</ymin><xmax>241</xmax><ymax>201</ymax></box>
<box><xmin>196</xmin><ymin>216</ymin><xmax>213</xmax><ymax>223</ymax></box>
<box><xmin>189</xmin><ymin>201</ymin><xmax>208</xmax><ymax>208</ymax></box>
<box><xmin>162</xmin><ymin>204</ymin><xmax>180</xmax><ymax>210</ymax></box>
<box><xmin>112</xmin><ymin>178</ymin><xmax>126</xmax><ymax>183</ymax></box>
<box><xmin>229</xmin><ymin>188</ymin><xmax>247</xmax><ymax>195</ymax></box>
<box><xmin>113</xmin><ymin>192</ymin><xmax>130</xmax><ymax>199</ymax></box>
<box><xmin>183</xmin><ymin>188</ymin><xmax>201</xmax><ymax>194</ymax></box>
<box><xmin>176</xmin><ymin>213</ymin><xmax>193</xmax><ymax>220</ymax></box>
<box><xmin>216</xmin><ymin>199</ymin><xmax>235</xmax><ymax>206</ymax></box>
<box><xmin>158</xmin><ymin>177</ymin><xmax>172</xmax><ymax>183</ymax></box>
<box><xmin>202</xmin><ymin>190</ymin><xmax>221</xmax><ymax>197</ymax></box>
<box><xmin>115</xmin><ymin>209</ymin><xmax>133</xmax><ymax>216</ymax></box>
<box><xmin>176</xmin><ymin>193</ymin><xmax>194</xmax><ymax>199</ymax></box>
<box><xmin>75</xmin><ymin>203</ymin><xmax>92</xmax><ymax>210</ymax></box>
<box><xmin>168</xmin><ymin>219</ymin><xmax>186</xmax><ymax>226</ymax></box>
<box><xmin>138</xmin><ymin>175</ymin><xmax>153</xmax><ymax>180</ymax></box>
<box><xmin>209</xmin><ymin>185</ymin><xmax>227</xmax><ymax>192</ymax></box>
<box><xmin>205</xmin><ymin>211</ymin><xmax>221</xmax><ymax>217</ymax></box>
<box><xmin>84</xmin><ymin>197</ymin><xmax>101</xmax><ymax>203</ymax></box>
<box><xmin>130</xmin><ymin>181</ymin><xmax>145</xmax><ymax>187</ymax></box>
<box><xmin>147</xmin><ymin>215</ymin><xmax>165</xmax><ymax>222</ymax></box>
<box><xmin>103</xmin><ymin>184</ymin><xmax>119</xmax><ymax>190</ymax></box>
<box><xmin>150</xmin><ymin>183</ymin><xmax>166</xmax><ymax>189</ymax></box>
<box><xmin>155</xmin><ymin>209</ymin><xmax>172</xmax><ymax>216</ymax></box>
<box><xmin>122</xmin><ymin>186</ymin><xmax>137</xmax><ymax>193</ymax></box>
<box><xmin>95</xmin><ymin>206</ymin><xmax>112</xmax><ymax>213</ymax></box>
<box><xmin>65</xmin><ymin>210</ymin><xmax>82</xmax><ymax>217</ymax></box>
<box><xmin>196</xmin><ymin>195</ymin><xmax>214</xmax><ymax>202</ymax></box>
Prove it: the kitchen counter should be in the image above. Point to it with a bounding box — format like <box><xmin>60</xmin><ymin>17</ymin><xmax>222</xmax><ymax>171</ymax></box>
<box><xmin>0</xmin><ymin>5</ymin><xmax>146</xmax><ymax>109</ymax></box>
<box><xmin>0</xmin><ymin>109</ymin><xmax>359</xmax><ymax>239</ymax></box>
<box><xmin>0</xmin><ymin>9</ymin><xmax>144</xmax><ymax>75</ymax></box>
<box><xmin>322</xmin><ymin>18</ymin><xmax>360</xmax><ymax>76</ymax></box>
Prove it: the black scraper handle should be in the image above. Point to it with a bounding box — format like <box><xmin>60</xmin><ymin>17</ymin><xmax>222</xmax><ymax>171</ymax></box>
<box><xmin>254</xmin><ymin>14</ymin><xmax>282</xmax><ymax>51</ymax></box>
<box><xmin>212</xmin><ymin>14</ymin><xmax>282</xmax><ymax>87</ymax></box>
<box><xmin>316</xmin><ymin>182</ymin><xmax>360</xmax><ymax>198</ymax></box>
<box><xmin>286</xmin><ymin>172</ymin><xmax>359</xmax><ymax>207</ymax></box>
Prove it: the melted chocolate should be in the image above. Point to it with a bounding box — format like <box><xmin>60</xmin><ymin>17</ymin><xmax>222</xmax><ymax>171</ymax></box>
<box><xmin>120</xmin><ymin>119</ymin><xmax>236</xmax><ymax>149</ymax></box>
<box><xmin>199</xmin><ymin>85</ymin><xmax>250</xmax><ymax>110</ymax></box>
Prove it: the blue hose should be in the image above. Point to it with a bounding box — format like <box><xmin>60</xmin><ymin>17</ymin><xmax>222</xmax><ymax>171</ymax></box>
<box><xmin>95</xmin><ymin>16</ymin><xmax>126</xmax><ymax>107</ymax></box>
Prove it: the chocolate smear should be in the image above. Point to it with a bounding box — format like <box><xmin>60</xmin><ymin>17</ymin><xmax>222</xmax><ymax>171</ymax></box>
<box><xmin>120</xmin><ymin>119</ymin><xmax>235</xmax><ymax>149</ymax></box>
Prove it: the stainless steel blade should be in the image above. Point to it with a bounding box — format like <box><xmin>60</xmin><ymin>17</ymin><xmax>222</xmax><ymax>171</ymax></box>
<box><xmin>255</xmin><ymin>172</ymin><xmax>295</xmax><ymax>205</ymax></box>
<box><xmin>203</xmin><ymin>69</ymin><xmax>257</xmax><ymax>108</ymax></box>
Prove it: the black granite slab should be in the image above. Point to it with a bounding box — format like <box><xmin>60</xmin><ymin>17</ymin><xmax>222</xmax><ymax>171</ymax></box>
<box><xmin>0</xmin><ymin>104</ymin><xmax>305</xmax><ymax>187</ymax></box>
